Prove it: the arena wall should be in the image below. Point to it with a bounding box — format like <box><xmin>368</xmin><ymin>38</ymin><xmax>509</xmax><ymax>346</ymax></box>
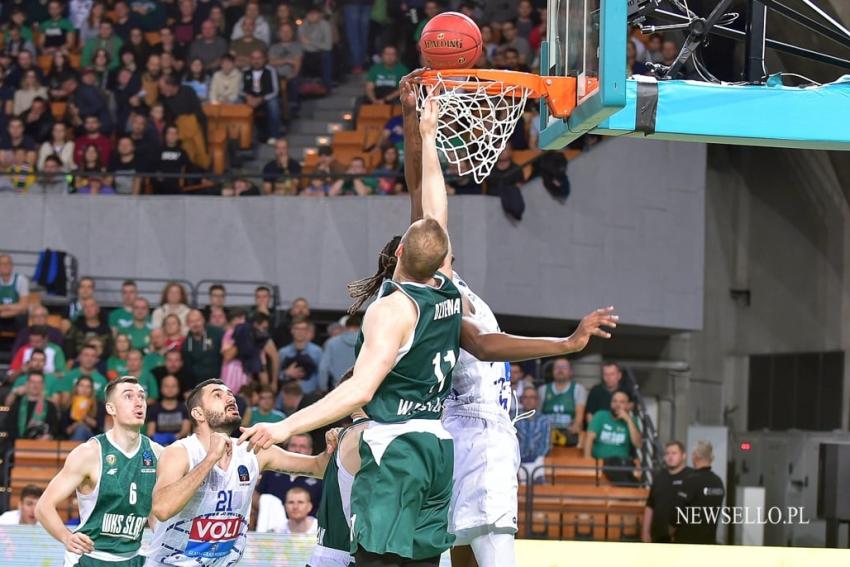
<box><xmin>0</xmin><ymin>137</ymin><xmax>707</xmax><ymax>331</ymax></box>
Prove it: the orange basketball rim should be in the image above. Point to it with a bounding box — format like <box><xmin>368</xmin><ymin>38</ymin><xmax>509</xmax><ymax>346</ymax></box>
<box><xmin>416</xmin><ymin>69</ymin><xmax>579</xmax><ymax>119</ymax></box>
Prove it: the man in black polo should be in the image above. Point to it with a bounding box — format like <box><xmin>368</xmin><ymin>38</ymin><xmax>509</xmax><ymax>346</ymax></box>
<box><xmin>673</xmin><ymin>441</ymin><xmax>725</xmax><ymax>544</ymax></box>
<box><xmin>642</xmin><ymin>440</ymin><xmax>692</xmax><ymax>543</ymax></box>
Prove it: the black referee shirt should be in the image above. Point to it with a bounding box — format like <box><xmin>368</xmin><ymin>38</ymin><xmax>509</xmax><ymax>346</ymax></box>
<box><xmin>674</xmin><ymin>466</ymin><xmax>725</xmax><ymax>544</ymax></box>
<box><xmin>647</xmin><ymin>466</ymin><xmax>693</xmax><ymax>542</ymax></box>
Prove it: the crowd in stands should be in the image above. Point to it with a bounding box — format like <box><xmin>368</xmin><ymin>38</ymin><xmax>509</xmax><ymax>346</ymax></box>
<box><xmin>0</xmin><ymin>250</ymin><xmax>646</xmax><ymax>529</ymax></box>
<box><xmin>0</xmin><ymin>0</ymin><xmax>678</xmax><ymax>198</ymax></box>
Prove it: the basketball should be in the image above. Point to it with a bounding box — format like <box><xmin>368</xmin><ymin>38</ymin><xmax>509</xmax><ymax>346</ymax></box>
<box><xmin>418</xmin><ymin>12</ymin><xmax>483</xmax><ymax>70</ymax></box>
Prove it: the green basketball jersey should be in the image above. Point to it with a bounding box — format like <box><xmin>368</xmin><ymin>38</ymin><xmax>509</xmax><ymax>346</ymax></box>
<box><xmin>316</xmin><ymin>423</ymin><xmax>361</xmax><ymax>553</ymax></box>
<box><xmin>0</xmin><ymin>274</ymin><xmax>21</xmax><ymax>304</ymax></box>
<box><xmin>76</xmin><ymin>433</ymin><xmax>158</xmax><ymax>557</ymax></box>
<box><xmin>355</xmin><ymin>273</ymin><xmax>462</xmax><ymax>423</ymax></box>
<box><xmin>542</xmin><ymin>382</ymin><xmax>577</xmax><ymax>427</ymax></box>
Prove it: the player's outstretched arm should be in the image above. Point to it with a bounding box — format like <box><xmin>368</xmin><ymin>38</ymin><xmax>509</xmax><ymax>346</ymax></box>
<box><xmin>35</xmin><ymin>441</ymin><xmax>99</xmax><ymax>555</ymax></box>
<box><xmin>400</xmin><ymin>70</ymin><xmax>425</xmax><ymax>224</ymax></box>
<box><xmin>239</xmin><ymin>296</ymin><xmax>413</xmax><ymax>452</ymax></box>
<box><xmin>151</xmin><ymin>433</ymin><xmax>228</xmax><ymax>521</ymax></box>
<box><xmin>461</xmin><ymin>307</ymin><xmax>619</xmax><ymax>362</ymax></box>
<box><xmin>419</xmin><ymin>95</ymin><xmax>448</xmax><ymax>232</ymax></box>
<box><xmin>258</xmin><ymin>428</ymin><xmax>338</xmax><ymax>479</ymax></box>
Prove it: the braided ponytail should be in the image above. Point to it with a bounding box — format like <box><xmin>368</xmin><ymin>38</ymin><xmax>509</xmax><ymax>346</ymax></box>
<box><xmin>347</xmin><ymin>235</ymin><xmax>402</xmax><ymax>315</ymax></box>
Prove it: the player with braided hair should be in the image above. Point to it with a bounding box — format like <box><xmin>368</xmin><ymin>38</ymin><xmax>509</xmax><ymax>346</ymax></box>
<box><xmin>339</xmin><ymin>73</ymin><xmax>619</xmax><ymax>567</ymax></box>
<box><xmin>240</xmin><ymin>91</ymin><xmax>617</xmax><ymax>567</ymax></box>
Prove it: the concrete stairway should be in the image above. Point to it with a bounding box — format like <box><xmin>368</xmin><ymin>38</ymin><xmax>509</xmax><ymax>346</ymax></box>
<box><xmin>241</xmin><ymin>75</ymin><xmax>365</xmax><ymax>171</ymax></box>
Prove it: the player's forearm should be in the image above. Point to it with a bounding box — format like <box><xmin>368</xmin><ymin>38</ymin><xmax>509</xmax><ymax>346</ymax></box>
<box><xmin>264</xmin><ymin>448</ymin><xmax>331</xmax><ymax>479</ymax></box>
<box><xmin>36</xmin><ymin>498</ymin><xmax>74</xmax><ymax>544</ymax></box>
<box><xmin>152</xmin><ymin>457</ymin><xmax>217</xmax><ymax>521</ymax></box>
<box><xmin>404</xmin><ymin>105</ymin><xmax>423</xmax><ymax>223</ymax></box>
<box><xmin>467</xmin><ymin>332</ymin><xmax>574</xmax><ymax>362</ymax></box>
<box><xmin>420</xmin><ymin>133</ymin><xmax>448</xmax><ymax>229</ymax></box>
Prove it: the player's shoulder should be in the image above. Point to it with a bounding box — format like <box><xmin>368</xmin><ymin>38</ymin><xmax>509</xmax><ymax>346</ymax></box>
<box><xmin>369</xmin><ymin>291</ymin><xmax>417</xmax><ymax>322</ymax></box>
<box><xmin>65</xmin><ymin>437</ymin><xmax>102</xmax><ymax>470</ymax></box>
<box><xmin>159</xmin><ymin>438</ymin><xmax>190</xmax><ymax>462</ymax></box>
<box><xmin>146</xmin><ymin>437</ymin><xmax>166</xmax><ymax>459</ymax></box>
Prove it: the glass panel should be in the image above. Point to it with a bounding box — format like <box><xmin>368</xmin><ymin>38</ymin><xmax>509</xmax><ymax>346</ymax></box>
<box><xmin>579</xmin><ymin>0</ymin><xmax>601</xmax><ymax>104</ymax></box>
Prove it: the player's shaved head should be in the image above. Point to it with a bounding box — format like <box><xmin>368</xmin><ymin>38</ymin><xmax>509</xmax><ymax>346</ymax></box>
<box><xmin>397</xmin><ymin>218</ymin><xmax>449</xmax><ymax>281</ymax></box>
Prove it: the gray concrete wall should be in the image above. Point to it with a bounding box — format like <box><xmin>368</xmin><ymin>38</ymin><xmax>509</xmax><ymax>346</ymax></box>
<box><xmin>0</xmin><ymin>137</ymin><xmax>707</xmax><ymax>331</ymax></box>
<box><xmin>687</xmin><ymin>144</ymin><xmax>849</xmax><ymax>434</ymax></box>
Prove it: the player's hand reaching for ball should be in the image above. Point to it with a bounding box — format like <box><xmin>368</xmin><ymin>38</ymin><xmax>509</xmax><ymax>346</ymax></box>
<box><xmin>238</xmin><ymin>422</ymin><xmax>284</xmax><ymax>454</ymax></box>
<box><xmin>569</xmin><ymin>306</ymin><xmax>619</xmax><ymax>351</ymax></box>
<box><xmin>419</xmin><ymin>94</ymin><xmax>439</xmax><ymax>140</ymax></box>
<box><xmin>399</xmin><ymin>69</ymin><xmax>426</xmax><ymax>112</ymax></box>
<box><xmin>63</xmin><ymin>531</ymin><xmax>94</xmax><ymax>555</ymax></box>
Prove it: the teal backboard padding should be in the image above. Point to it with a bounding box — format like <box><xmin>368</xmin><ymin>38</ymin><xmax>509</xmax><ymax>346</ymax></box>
<box><xmin>595</xmin><ymin>75</ymin><xmax>850</xmax><ymax>150</ymax></box>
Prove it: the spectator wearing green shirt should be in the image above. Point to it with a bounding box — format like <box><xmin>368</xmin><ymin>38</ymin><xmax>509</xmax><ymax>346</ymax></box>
<box><xmin>182</xmin><ymin>309</ymin><xmax>224</xmax><ymax>386</ymax></box>
<box><xmin>328</xmin><ymin>157</ymin><xmax>376</xmax><ymax>196</ymax></box>
<box><xmin>107</xmin><ymin>333</ymin><xmax>131</xmax><ymax>381</ymax></box>
<box><xmin>365</xmin><ymin>46</ymin><xmax>409</xmax><ymax>104</ymax></box>
<box><xmin>61</xmin><ymin>345</ymin><xmax>109</xmax><ymax>403</ymax></box>
<box><xmin>245</xmin><ymin>386</ymin><xmax>286</xmax><ymax>427</ymax></box>
<box><xmin>108</xmin><ymin>280</ymin><xmax>139</xmax><ymax>333</ymax></box>
<box><xmin>81</xmin><ymin>20</ymin><xmax>124</xmax><ymax>71</ymax></box>
<box><xmin>125</xmin><ymin>348</ymin><xmax>159</xmax><ymax>404</ymax></box>
<box><xmin>585</xmin><ymin>390</ymin><xmax>642</xmax><ymax>478</ymax></box>
<box><xmin>143</xmin><ymin>327</ymin><xmax>167</xmax><ymax>372</ymax></box>
<box><xmin>39</xmin><ymin>0</ymin><xmax>76</xmax><ymax>54</ymax></box>
<box><xmin>5</xmin><ymin>349</ymin><xmax>61</xmax><ymax>409</ymax></box>
<box><xmin>124</xmin><ymin>297</ymin><xmax>153</xmax><ymax>351</ymax></box>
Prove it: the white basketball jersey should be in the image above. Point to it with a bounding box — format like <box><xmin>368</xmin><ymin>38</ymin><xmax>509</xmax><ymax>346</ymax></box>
<box><xmin>446</xmin><ymin>272</ymin><xmax>512</xmax><ymax>417</ymax></box>
<box><xmin>144</xmin><ymin>434</ymin><xmax>259</xmax><ymax>566</ymax></box>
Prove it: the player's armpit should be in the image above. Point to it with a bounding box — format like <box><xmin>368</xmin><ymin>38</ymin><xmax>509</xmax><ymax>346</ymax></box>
<box><xmin>259</xmin><ymin>445</ymin><xmax>331</xmax><ymax>479</ymax></box>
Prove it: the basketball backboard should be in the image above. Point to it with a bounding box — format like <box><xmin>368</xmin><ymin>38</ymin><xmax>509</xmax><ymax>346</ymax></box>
<box><xmin>539</xmin><ymin>0</ymin><xmax>627</xmax><ymax>149</ymax></box>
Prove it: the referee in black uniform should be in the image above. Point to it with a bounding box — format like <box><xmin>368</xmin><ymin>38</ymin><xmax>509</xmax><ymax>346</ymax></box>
<box><xmin>642</xmin><ymin>441</ymin><xmax>693</xmax><ymax>543</ymax></box>
<box><xmin>673</xmin><ymin>441</ymin><xmax>725</xmax><ymax>544</ymax></box>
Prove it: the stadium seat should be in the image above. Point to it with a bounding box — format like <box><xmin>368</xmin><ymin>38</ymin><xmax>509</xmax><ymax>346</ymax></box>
<box><xmin>145</xmin><ymin>31</ymin><xmax>162</xmax><ymax>45</ymax></box>
<box><xmin>209</xmin><ymin>128</ymin><xmax>228</xmax><ymax>175</ymax></box>
<box><xmin>332</xmin><ymin>130</ymin><xmax>366</xmax><ymax>152</ymax></box>
<box><xmin>606</xmin><ymin>512</ymin><xmax>643</xmax><ymax>541</ymax></box>
<box><xmin>357</xmin><ymin>105</ymin><xmax>393</xmax><ymax>132</ymax></box>
<box><xmin>542</xmin><ymin>455</ymin><xmax>601</xmax><ymax>485</ymax></box>
<box><xmin>203</xmin><ymin>103</ymin><xmax>254</xmax><ymax>150</ymax></box>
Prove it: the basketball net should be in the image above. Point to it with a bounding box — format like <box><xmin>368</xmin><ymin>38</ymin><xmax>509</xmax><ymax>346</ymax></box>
<box><xmin>416</xmin><ymin>72</ymin><xmax>532</xmax><ymax>184</ymax></box>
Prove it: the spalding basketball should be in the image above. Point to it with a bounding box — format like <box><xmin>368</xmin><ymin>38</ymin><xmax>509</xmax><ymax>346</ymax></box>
<box><xmin>418</xmin><ymin>12</ymin><xmax>483</xmax><ymax>70</ymax></box>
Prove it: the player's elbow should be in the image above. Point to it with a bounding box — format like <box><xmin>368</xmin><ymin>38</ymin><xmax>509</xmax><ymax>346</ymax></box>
<box><xmin>151</xmin><ymin>499</ymin><xmax>173</xmax><ymax>522</ymax></box>
<box><xmin>34</xmin><ymin>498</ymin><xmax>50</xmax><ymax>523</ymax></box>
